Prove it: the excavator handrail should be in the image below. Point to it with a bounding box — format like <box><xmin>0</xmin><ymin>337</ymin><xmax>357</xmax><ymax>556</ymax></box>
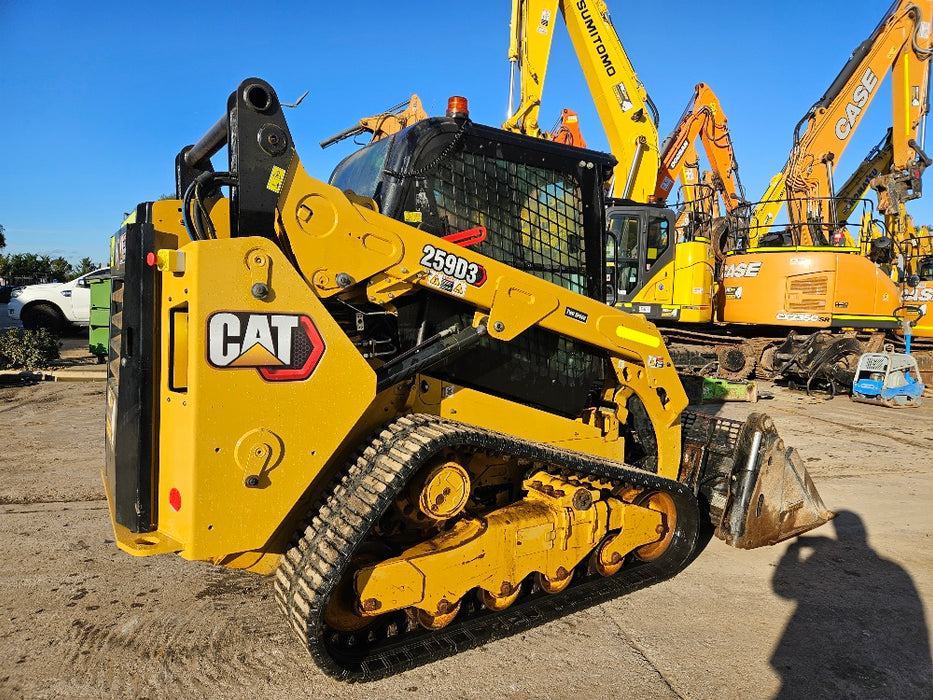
<box><xmin>733</xmin><ymin>195</ymin><xmax>878</xmax><ymax>250</ymax></box>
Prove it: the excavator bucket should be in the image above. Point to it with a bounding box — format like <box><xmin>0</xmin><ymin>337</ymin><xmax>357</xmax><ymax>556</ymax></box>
<box><xmin>679</xmin><ymin>411</ymin><xmax>832</xmax><ymax>549</ymax></box>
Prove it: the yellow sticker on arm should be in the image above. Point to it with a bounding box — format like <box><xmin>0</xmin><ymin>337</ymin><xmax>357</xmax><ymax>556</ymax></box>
<box><xmin>267</xmin><ymin>166</ymin><xmax>286</xmax><ymax>193</ymax></box>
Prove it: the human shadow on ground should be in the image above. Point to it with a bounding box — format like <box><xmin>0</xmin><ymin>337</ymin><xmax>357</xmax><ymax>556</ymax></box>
<box><xmin>771</xmin><ymin>510</ymin><xmax>932</xmax><ymax>699</ymax></box>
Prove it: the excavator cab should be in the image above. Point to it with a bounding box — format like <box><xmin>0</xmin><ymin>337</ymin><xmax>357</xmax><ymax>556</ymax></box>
<box><xmin>604</xmin><ymin>202</ymin><xmax>715</xmax><ymax>323</ymax></box>
<box><xmin>918</xmin><ymin>255</ymin><xmax>933</xmax><ymax>281</ymax></box>
<box><xmin>604</xmin><ymin>204</ymin><xmax>674</xmax><ymax>299</ymax></box>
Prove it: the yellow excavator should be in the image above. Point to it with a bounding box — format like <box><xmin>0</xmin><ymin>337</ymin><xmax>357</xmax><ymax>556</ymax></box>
<box><xmin>504</xmin><ymin>0</ymin><xmax>660</xmax><ymax>201</ymax></box>
<box><xmin>834</xmin><ymin>129</ymin><xmax>894</xmax><ymax>230</ymax></box>
<box><xmin>503</xmin><ymin>0</ymin><xmax>720</xmax><ymax>328</ymax></box>
<box><xmin>104</xmin><ymin>78</ymin><xmax>830</xmax><ymax>680</ymax></box>
<box><xmin>503</xmin><ymin>0</ymin><xmax>933</xmax><ymax>388</ymax></box>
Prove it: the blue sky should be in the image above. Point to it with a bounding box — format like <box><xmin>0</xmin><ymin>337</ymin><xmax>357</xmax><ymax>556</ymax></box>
<box><xmin>0</xmin><ymin>1</ymin><xmax>925</xmax><ymax>265</ymax></box>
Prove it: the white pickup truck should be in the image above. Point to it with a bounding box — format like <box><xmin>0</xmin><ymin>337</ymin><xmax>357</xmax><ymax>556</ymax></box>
<box><xmin>6</xmin><ymin>267</ymin><xmax>111</xmax><ymax>334</ymax></box>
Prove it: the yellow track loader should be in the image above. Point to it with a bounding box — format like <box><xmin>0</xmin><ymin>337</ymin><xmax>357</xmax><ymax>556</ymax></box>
<box><xmin>104</xmin><ymin>78</ymin><xmax>830</xmax><ymax>680</ymax></box>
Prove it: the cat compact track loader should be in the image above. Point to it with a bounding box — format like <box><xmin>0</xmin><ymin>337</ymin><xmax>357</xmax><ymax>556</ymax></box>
<box><xmin>104</xmin><ymin>78</ymin><xmax>830</xmax><ymax>681</ymax></box>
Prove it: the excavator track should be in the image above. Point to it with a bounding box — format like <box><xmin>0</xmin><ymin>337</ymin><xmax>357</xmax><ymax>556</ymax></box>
<box><xmin>275</xmin><ymin>414</ymin><xmax>700</xmax><ymax>681</ymax></box>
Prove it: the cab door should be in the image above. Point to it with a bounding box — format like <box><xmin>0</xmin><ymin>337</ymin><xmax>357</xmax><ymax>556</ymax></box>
<box><xmin>605</xmin><ymin>205</ymin><xmax>676</xmax><ymax>318</ymax></box>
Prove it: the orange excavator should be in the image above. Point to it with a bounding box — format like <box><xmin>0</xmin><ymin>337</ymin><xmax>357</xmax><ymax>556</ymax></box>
<box><xmin>716</xmin><ymin>0</ymin><xmax>933</xmax><ymax>387</ymax></box>
<box><xmin>548</xmin><ymin>108</ymin><xmax>587</xmax><ymax>147</ymax></box>
<box><xmin>502</xmin><ymin>0</ymin><xmax>933</xmax><ymax>390</ymax></box>
<box><xmin>319</xmin><ymin>95</ymin><xmax>427</xmax><ymax>149</ymax></box>
<box><xmin>748</xmin><ymin>0</ymin><xmax>932</xmax><ymax>246</ymax></box>
<box><xmin>652</xmin><ymin>82</ymin><xmax>747</xmax><ymax>255</ymax></box>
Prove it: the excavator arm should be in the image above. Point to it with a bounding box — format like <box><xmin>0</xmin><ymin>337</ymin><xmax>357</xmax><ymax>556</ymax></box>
<box><xmin>654</xmin><ymin>83</ymin><xmax>746</xmax><ymax>213</ymax></box>
<box><xmin>319</xmin><ymin>95</ymin><xmax>427</xmax><ymax>149</ymax></box>
<box><xmin>750</xmin><ymin>0</ymin><xmax>933</xmax><ymax>245</ymax></box>
<box><xmin>503</xmin><ymin>0</ymin><xmax>660</xmax><ymax>200</ymax></box>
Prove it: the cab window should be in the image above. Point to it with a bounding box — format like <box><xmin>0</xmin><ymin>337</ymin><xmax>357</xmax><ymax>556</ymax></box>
<box><xmin>918</xmin><ymin>256</ymin><xmax>933</xmax><ymax>282</ymax></box>
<box><xmin>607</xmin><ymin>213</ymin><xmax>640</xmax><ymax>296</ymax></box>
<box><xmin>646</xmin><ymin>217</ymin><xmax>669</xmax><ymax>270</ymax></box>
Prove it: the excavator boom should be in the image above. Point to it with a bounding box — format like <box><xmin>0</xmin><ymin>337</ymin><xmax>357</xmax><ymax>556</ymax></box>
<box><xmin>504</xmin><ymin>0</ymin><xmax>660</xmax><ymax>200</ymax></box>
<box><xmin>750</xmin><ymin>0</ymin><xmax>933</xmax><ymax>245</ymax></box>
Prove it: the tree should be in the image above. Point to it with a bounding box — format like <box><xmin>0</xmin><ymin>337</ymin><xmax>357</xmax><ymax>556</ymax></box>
<box><xmin>0</xmin><ymin>223</ymin><xmax>6</xmax><ymax>250</ymax></box>
<box><xmin>48</xmin><ymin>257</ymin><xmax>73</xmax><ymax>282</ymax></box>
<box><xmin>0</xmin><ymin>252</ymin><xmax>74</xmax><ymax>283</ymax></box>
<box><xmin>75</xmin><ymin>257</ymin><xmax>97</xmax><ymax>276</ymax></box>
<box><xmin>0</xmin><ymin>253</ymin><xmax>47</xmax><ymax>279</ymax></box>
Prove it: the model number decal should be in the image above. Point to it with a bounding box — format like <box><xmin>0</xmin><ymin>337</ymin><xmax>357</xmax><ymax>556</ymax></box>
<box><xmin>776</xmin><ymin>312</ymin><xmax>830</xmax><ymax>323</ymax></box>
<box><xmin>420</xmin><ymin>244</ymin><xmax>487</xmax><ymax>286</ymax></box>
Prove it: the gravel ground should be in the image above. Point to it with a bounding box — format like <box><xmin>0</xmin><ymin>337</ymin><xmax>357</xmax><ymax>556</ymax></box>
<box><xmin>0</xmin><ymin>368</ymin><xmax>930</xmax><ymax>699</ymax></box>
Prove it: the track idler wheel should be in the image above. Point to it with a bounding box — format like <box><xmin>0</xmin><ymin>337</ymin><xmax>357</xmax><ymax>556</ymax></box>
<box><xmin>323</xmin><ymin>544</ymin><xmax>391</xmax><ymax>632</ymax></box>
<box><xmin>478</xmin><ymin>582</ymin><xmax>521</xmax><ymax>611</ymax></box>
<box><xmin>411</xmin><ymin>599</ymin><xmax>461</xmax><ymax>630</ymax></box>
<box><xmin>591</xmin><ymin>536</ymin><xmax>626</xmax><ymax>576</ymax></box>
<box><xmin>716</xmin><ymin>345</ymin><xmax>754</xmax><ymax>380</ymax></box>
<box><xmin>537</xmin><ymin>567</ymin><xmax>573</xmax><ymax>594</ymax></box>
<box><xmin>633</xmin><ymin>491</ymin><xmax>677</xmax><ymax>562</ymax></box>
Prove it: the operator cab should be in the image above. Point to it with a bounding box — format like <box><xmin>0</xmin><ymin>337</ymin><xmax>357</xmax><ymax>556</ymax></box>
<box><xmin>603</xmin><ymin>201</ymin><xmax>676</xmax><ymax>303</ymax></box>
<box><xmin>329</xmin><ymin>111</ymin><xmax>616</xmax><ymax>300</ymax></box>
<box><xmin>329</xmin><ymin>111</ymin><xmax>619</xmax><ymax>417</ymax></box>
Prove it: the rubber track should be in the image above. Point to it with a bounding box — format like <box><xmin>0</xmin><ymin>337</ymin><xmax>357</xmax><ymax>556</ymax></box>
<box><xmin>274</xmin><ymin>414</ymin><xmax>700</xmax><ymax>681</ymax></box>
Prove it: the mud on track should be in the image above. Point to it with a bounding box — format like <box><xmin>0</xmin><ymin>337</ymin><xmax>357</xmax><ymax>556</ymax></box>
<box><xmin>0</xmin><ymin>375</ymin><xmax>931</xmax><ymax>699</ymax></box>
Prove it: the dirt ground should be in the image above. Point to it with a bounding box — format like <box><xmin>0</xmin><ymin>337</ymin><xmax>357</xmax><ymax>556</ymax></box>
<box><xmin>0</xmin><ymin>343</ymin><xmax>931</xmax><ymax>699</ymax></box>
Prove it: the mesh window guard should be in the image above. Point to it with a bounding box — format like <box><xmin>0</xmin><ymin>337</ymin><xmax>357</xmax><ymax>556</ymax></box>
<box><xmin>420</xmin><ymin>150</ymin><xmax>588</xmax><ymax>295</ymax></box>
